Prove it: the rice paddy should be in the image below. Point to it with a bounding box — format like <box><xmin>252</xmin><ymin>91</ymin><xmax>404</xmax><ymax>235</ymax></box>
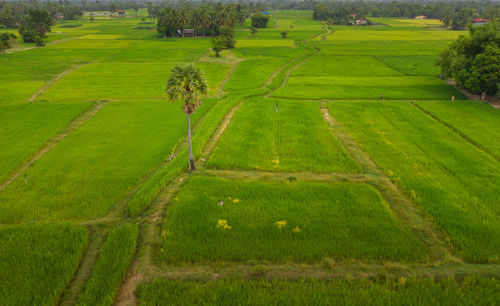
<box><xmin>0</xmin><ymin>8</ymin><xmax>498</xmax><ymax>304</ymax></box>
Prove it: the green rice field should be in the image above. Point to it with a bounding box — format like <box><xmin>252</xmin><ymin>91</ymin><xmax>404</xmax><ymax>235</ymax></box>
<box><xmin>0</xmin><ymin>8</ymin><xmax>498</xmax><ymax>305</ymax></box>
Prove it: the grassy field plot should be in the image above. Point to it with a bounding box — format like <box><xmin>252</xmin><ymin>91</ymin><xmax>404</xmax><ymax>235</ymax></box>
<box><xmin>292</xmin><ymin>55</ymin><xmax>402</xmax><ymax>76</ymax></box>
<box><xmin>376</xmin><ymin>55</ymin><xmax>440</xmax><ymax>76</ymax></box>
<box><xmin>0</xmin><ymin>99</ymin><xmax>215</xmax><ymax>223</ymax></box>
<box><xmin>39</xmin><ymin>61</ymin><xmax>229</xmax><ymax>102</ymax></box>
<box><xmin>137</xmin><ymin>277</ymin><xmax>500</xmax><ymax>305</ymax></box>
<box><xmin>416</xmin><ymin>101</ymin><xmax>500</xmax><ymax>161</ymax></box>
<box><xmin>0</xmin><ymin>80</ymin><xmax>45</xmax><ymax>104</ymax></box>
<box><xmin>0</xmin><ymin>102</ymin><xmax>92</xmax><ymax>181</ymax></box>
<box><xmin>207</xmin><ymin>99</ymin><xmax>360</xmax><ymax>173</ymax></box>
<box><xmin>329</xmin><ymin>102</ymin><xmax>500</xmax><ymax>263</ymax></box>
<box><xmin>162</xmin><ymin>177</ymin><xmax>425</xmax><ymax>263</ymax></box>
<box><xmin>273</xmin><ymin>76</ymin><xmax>463</xmax><ymax>100</ymax></box>
<box><xmin>323</xmin><ymin>29</ymin><xmax>464</xmax><ymax>41</ymax></box>
<box><xmin>310</xmin><ymin>40</ymin><xmax>452</xmax><ymax>56</ymax></box>
<box><xmin>223</xmin><ymin>58</ymin><xmax>289</xmax><ymax>91</ymax></box>
<box><xmin>0</xmin><ymin>223</ymin><xmax>88</xmax><ymax>305</ymax></box>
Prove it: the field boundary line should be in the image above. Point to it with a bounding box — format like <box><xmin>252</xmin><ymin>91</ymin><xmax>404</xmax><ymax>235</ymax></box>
<box><xmin>0</xmin><ymin>101</ymin><xmax>108</xmax><ymax>193</ymax></box>
<box><xmin>203</xmin><ymin>169</ymin><xmax>373</xmax><ymax>183</ymax></box>
<box><xmin>216</xmin><ymin>59</ymin><xmax>242</xmax><ymax>97</ymax></box>
<box><xmin>59</xmin><ymin>225</ymin><xmax>108</xmax><ymax>306</ymax></box>
<box><xmin>5</xmin><ymin>37</ymin><xmax>80</xmax><ymax>54</ymax></box>
<box><xmin>321</xmin><ymin>107</ymin><xmax>452</xmax><ymax>262</ymax></box>
<box><xmin>279</xmin><ymin>48</ymin><xmax>318</xmax><ymax>88</ymax></box>
<box><xmin>27</xmin><ymin>63</ymin><xmax>89</xmax><ymax>103</ymax></box>
<box><xmin>195</xmin><ymin>102</ymin><xmax>244</xmax><ymax>168</ymax></box>
<box><xmin>412</xmin><ymin>102</ymin><xmax>500</xmax><ymax>163</ymax></box>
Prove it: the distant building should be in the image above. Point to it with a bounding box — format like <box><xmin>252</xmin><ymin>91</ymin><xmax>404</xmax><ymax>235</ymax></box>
<box><xmin>472</xmin><ymin>18</ymin><xmax>489</xmax><ymax>26</ymax></box>
<box><xmin>414</xmin><ymin>15</ymin><xmax>427</xmax><ymax>20</ymax></box>
<box><xmin>356</xmin><ymin>19</ymin><xmax>367</xmax><ymax>25</ymax></box>
<box><xmin>117</xmin><ymin>10</ymin><xmax>126</xmax><ymax>16</ymax></box>
<box><xmin>183</xmin><ymin>29</ymin><xmax>196</xmax><ymax>37</ymax></box>
<box><xmin>56</xmin><ymin>13</ymin><xmax>64</xmax><ymax>20</ymax></box>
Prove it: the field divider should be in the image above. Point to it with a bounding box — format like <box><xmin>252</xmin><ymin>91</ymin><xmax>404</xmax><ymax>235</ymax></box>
<box><xmin>202</xmin><ymin>169</ymin><xmax>373</xmax><ymax>183</ymax></box>
<box><xmin>321</xmin><ymin>107</ymin><xmax>453</xmax><ymax>262</ymax></box>
<box><xmin>27</xmin><ymin>63</ymin><xmax>90</xmax><ymax>103</ymax></box>
<box><xmin>216</xmin><ymin>59</ymin><xmax>243</xmax><ymax>97</ymax></box>
<box><xmin>0</xmin><ymin>100</ymin><xmax>108</xmax><ymax>193</ymax></box>
<box><xmin>59</xmin><ymin>225</ymin><xmax>108</xmax><ymax>306</ymax></box>
<box><xmin>412</xmin><ymin>102</ymin><xmax>500</xmax><ymax>163</ymax></box>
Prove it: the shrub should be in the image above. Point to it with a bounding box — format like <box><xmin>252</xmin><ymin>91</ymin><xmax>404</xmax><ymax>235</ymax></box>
<box><xmin>251</xmin><ymin>12</ymin><xmax>269</xmax><ymax>28</ymax></box>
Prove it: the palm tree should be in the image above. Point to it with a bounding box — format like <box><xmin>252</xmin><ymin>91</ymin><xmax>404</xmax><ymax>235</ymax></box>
<box><xmin>166</xmin><ymin>64</ymin><xmax>208</xmax><ymax>171</ymax></box>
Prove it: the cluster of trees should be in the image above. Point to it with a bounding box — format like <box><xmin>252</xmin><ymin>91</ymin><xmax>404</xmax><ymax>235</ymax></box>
<box><xmin>18</xmin><ymin>9</ymin><xmax>52</xmax><ymax>45</ymax></box>
<box><xmin>211</xmin><ymin>26</ymin><xmax>235</xmax><ymax>57</ymax></box>
<box><xmin>0</xmin><ymin>32</ymin><xmax>16</xmax><ymax>52</ymax></box>
<box><xmin>437</xmin><ymin>23</ymin><xmax>500</xmax><ymax>100</ymax></box>
<box><xmin>0</xmin><ymin>1</ymin><xmax>83</xmax><ymax>29</ymax></box>
<box><xmin>251</xmin><ymin>12</ymin><xmax>270</xmax><ymax>28</ymax></box>
<box><xmin>156</xmin><ymin>3</ymin><xmax>247</xmax><ymax>38</ymax></box>
<box><xmin>313</xmin><ymin>1</ymin><xmax>500</xmax><ymax>29</ymax></box>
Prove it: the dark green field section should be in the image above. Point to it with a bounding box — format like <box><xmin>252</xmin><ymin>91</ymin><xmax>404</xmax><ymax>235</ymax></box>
<box><xmin>162</xmin><ymin>176</ymin><xmax>425</xmax><ymax>263</ymax></box>
<box><xmin>328</xmin><ymin>101</ymin><xmax>500</xmax><ymax>263</ymax></box>
<box><xmin>207</xmin><ymin>99</ymin><xmax>361</xmax><ymax>173</ymax></box>
<box><xmin>0</xmin><ymin>223</ymin><xmax>88</xmax><ymax>305</ymax></box>
<box><xmin>137</xmin><ymin>278</ymin><xmax>500</xmax><ymax>305</ymax></box>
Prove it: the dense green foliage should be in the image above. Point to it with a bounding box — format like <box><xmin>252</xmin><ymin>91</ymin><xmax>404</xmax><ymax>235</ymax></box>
<box><xmin>138</xmin><ymin>277</ymin><xmax>500</xmax><ymax>305</ymax></box>
<box><xmin>78</xmin><ymin>224</ymin><xmax>138</xmax><ymax>305</ymax></box>
<box><xmin>0</xmin><ymin>223</ymin><xmax>88</xmax><ymax>305</ymax></box>
<box><xmin>18</xmin><ymin>9</ymin><xmax>53</xmax><ymax>43</ymax></box>
<box><xmin>0</xmin><ymin>32</ymin><xmax>16</xmax><ymax>52</ymax></box>
<box><xmin>251</xmin><ymin>12</ymin><xmax>270</xmax><ymax>28</ymax></box>
<box><xmin>438</xmin><ymin>23</ymin><xmax>500</xmax><ymax>98</ymax></box>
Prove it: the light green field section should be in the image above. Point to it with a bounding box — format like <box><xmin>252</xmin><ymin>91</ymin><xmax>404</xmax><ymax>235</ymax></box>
<box><xmin>162</xmin><ymin>177</ymin><xmax>425</xmax><ymax>263</ymax></box>
<box><xmin>224</xmin><ymin>58</ymin><xmax>289</xmax><ymax>91</ymax></box>
<box><xmin>329</xmin><ymin>102</ymin><xmax>500</xmax><ymax>263</ymax></box>
<box><xmin>376</xmin><ymin>55</ymin><xmax>440</xmax><ymax>76</ymax></box>
<box><xmin>0</xmin><ymin>102</ymin><xmax>92</xmax><ymax>181</ymax></box>
<box><xmin>322</xmin><ymin>29</ymin><xmax>464</xmax><ymax>41</ymax></box>
<box><xmin>273</xmin><ymin>76</ymin><xmax>463</xmax><ymax>100</ymax></box>
<box><xmin>0</xmin><ymin>223</ymin><xmax>88</xmax><ymax>305</ymax></box>
<box><xmin>207</xmin><ymin>99</ymin><xmax>361</xmax><ymax>173</ymax></box>
<box><xmin>0</xmin><ymin>99</ymin><xmax>216</xmax><ymax>224</ymax></box>
<box><xmin>292</xmin><ymin>55</ymin><xmax>403</xmax><ymax>76</ymax></box>
<box><xmin>0</xmin><ymin>81</ymin><xmax>45</xmax><ymax>104</ymax></box>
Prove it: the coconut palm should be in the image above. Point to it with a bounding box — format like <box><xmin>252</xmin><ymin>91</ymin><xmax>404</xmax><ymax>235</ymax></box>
<box><xmin>166</xmin><ymin>64</ymin><xmax>208</xmax><ymax>171</ymax></box>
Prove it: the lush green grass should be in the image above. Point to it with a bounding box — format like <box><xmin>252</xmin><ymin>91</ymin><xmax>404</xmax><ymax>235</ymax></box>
<box><xmin>207</xmin><ymin>99</ymin><xmax>360</xmax><ymax>173</ymax></box>
<box><xmin>78</xmin><ymin>224</ymin><xmax>138</xmax><ymax>305</ymax></box>
<box><xmin>127</xmin><ymin>89</ymin><xmax>267</xmax><ymax>217</ymax></box>
<box><xmin>0</xmin><ymin>99</ymin><xmax>215</xmax><ymax>223</ymax></box>
<box><xmin>162</xmin><ymin>176</ymin><xmax>425</xmax><ymax>263</ymax></box>
<box><xmin>0</xmin><ymin>102</ymin><xmax>92</xmax><ymax>181</ymax></box>
<box><xmin>292</xmin><ymin>55</ymin><xmax>403</xmax><ymax>77</ymax></box>
<box><xmin>273</xmin><ymin>76</ymin><xmax>464</xmax><ymax>100</ymax></box>
<box><xmin>137</xmin><ymin>277</ymin><xmax>500</xmax><ymax>305</ymax></box>
<box><xmin>416</xmin><ymin>101</ymin><xmax>500</xmax><ymax>161</ymax></box>
<box><xmin>0</xmin><ymin>80</ymin><xmax>45</xmax><ymax>104</ymax></box>
<box><xmin>310</xmin><ymin>40</ymin><xmax>452</xmax><ymax>56</ymax></box>
<box><xmin>0</xmin><ymin>223</ymin><xmax>88</xmax><ymax>305</ymax></box>
<box><xmin>329</xmin><ymin>102</ymin><xmax>500</xmax><ymax>263</ymax></box>
<box><xmin>322</xmin><ymin>29</ymin><xmax>464</xmax><ymax>41</ymax></box>
<box><xmin>376</xmin><ymin>55</ymin><xmax>440</xmax><ymax>76</ymax></box>
<box><xmin>39</xmin><ymin>62</ymin><xmax>229</xmax><ymax>102</ymax></box>
<box><xmin>224</xmin><ymin>58</ymin><xmax>288</xmax><ymax>92</ymax></box>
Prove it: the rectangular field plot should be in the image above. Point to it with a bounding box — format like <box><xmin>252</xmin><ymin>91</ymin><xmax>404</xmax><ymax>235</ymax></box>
<box><xmin>0</xmin><ymin>81</ymin><xmax>45</xmax><ymax>104</ymax></box>
<box><xmin>137</xmin><ymin>278</ymin><xmax>500</xmax><ymax>305</ymax></box>
<box><xmin>293</xmin><ymin>55</ymin><xmax>403</xmax><ymax>77</ymax></box>
<box><xmin>38</xmin><ymin>61</ymin><xmax>229</xmax><ymax>102</ymax></box>
<box><xmin>206</xmin><ymin>99</ymin><xmax>361</xmax><ymax>173</ymax></box>
<box><xmin>0</xmin><ymin>99</ymin><xmax>216</xmax><ymax>223</ymax></box>
<box><xmin>323</xmin><ymin>29</ymin><xmax>464</xmax><ymax>41</ymax></box>
<box><xmin>0</xmin><ymin>223</ymin><xmax>88</xmax><ymax>305</ymax></box>
<box><xmin>162</xmin><ymin>177</ymin><xmax>425</xmax><ymax>263</ymax></box>
<box><xmin>310</xmin><ymin>40</ymin><xmax>451</xmax><ymax>56</ymax></box>
<box><xmin>224</xmin><ymin>58</ymin><xmax>289</xmax><ymax>92</ymax></box>
<box><xmin>376</xmin><ymin>56</ymin><xmax>440</xmax><ymax>76</ymax></box>
<box><xmin>329</xmin><ymin>102</ymin><xmax>500</xmax><ymax>263</ymax></box>
<box><xmin>416</xmin><ymin>101</ymin><xmax>500</xmax><ymax>161</ymax></box>
<box><xmin>272</xmin><ymin>76</ymin><xmax>463</xmax><ymax>100</ymax></box>
<box><xmin>0</xmin><ymin>102</ymin><xmax>92</xmax><ymax>181</ymax></box>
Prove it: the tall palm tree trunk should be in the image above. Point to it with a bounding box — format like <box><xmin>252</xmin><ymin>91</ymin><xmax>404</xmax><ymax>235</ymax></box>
<box><xmin>187</xmin><ymin>113</ymin><xmax>195</xmax><ymax>171</ymax></box>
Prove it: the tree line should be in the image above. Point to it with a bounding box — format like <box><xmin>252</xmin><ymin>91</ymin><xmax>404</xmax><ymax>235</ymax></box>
<box><xmin>313</xmin><ymin>1</ymin><xmax>500</xmax><ymax>29</ymax></box>
<box><xmin>437</xmin><ymin>22</ymin><xmax>499</xmax><ymax>100</ymax></box>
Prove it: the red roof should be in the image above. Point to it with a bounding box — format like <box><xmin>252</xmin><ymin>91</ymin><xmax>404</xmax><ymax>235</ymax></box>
<box><xmin>473</xmin><ymin>18</ymin><xmax>489</xmax><ymax>22</ymax></box>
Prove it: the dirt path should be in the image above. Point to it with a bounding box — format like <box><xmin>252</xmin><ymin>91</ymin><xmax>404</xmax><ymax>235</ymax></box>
<box><xmin>216</xmin><ymin>59</ymin><xmax>242</xmax><ymax>97</ymax></box>
<box><xmin>59</xmin><ymin>226</ymin><xmax>107</xmax><ymax>306</ymax></box>
<box><xmin>447</xmin><ymin>80</ymin><xmax>500</xmax><ymax>109</ymax></box>
<box><xmin>321</xmin><ymin>107</ymin><xmax>452</xmax><ymax>261</ymax></box>
<box><xmin>27</xmin><ymin>63</ymin><xmax>89</xmax><ymax>102</ymax></box>
<box><xmin>5</xmin><ymin>37</ymin><xmax>79</xmax><ymax>54</ymax></box>
<box><xmin>0</xmin><ymin>101</ymin><xmax>108</xmax><ymax>193</ymax></box>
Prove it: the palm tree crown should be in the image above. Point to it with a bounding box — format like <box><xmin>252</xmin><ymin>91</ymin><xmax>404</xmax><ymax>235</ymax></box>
<box><xmin>166</xmin><ymin>64</ymin><xmax>208</xmax><ymax>113</ymax></box>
